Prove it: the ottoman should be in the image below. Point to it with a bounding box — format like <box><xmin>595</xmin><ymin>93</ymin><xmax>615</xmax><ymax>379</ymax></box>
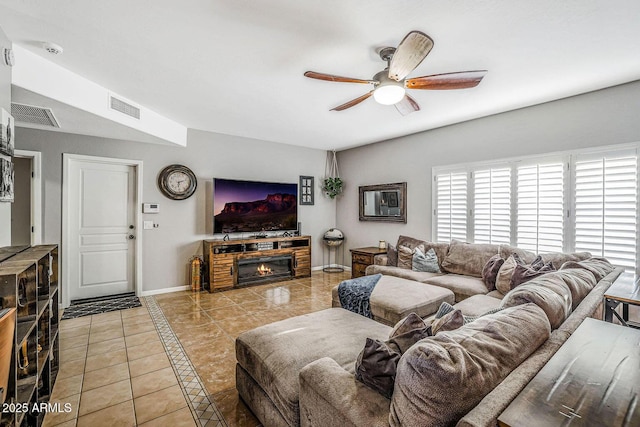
<box><xmin>236</xmin><ymin>308</ymin><xmax>391</xmax><ymax>427</ymax></box>
<box><xmin>332</xmin><ymin>274</ymin><xmax>455</xmax><ymax>325</ymax></box>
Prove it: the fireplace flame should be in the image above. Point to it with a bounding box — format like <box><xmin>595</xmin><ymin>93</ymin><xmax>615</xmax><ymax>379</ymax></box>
<box><xmin>257</xmin><ymin>264</ymin><xmax>272</xmax><ymax>276</ymax></box>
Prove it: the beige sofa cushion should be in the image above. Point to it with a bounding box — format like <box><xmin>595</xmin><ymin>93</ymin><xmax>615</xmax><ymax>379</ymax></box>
<box><xmin>551</xmin><ymin>268</ymin><xmax>597</xmax><ymax>309</ymax></box>
<box><xmin>397</xmin><ymin>236</ymin><xmax>449</xmax><ymax>270</ymax></box>
<box><xmin>364</xmin><ymin>264</ymin><xmax>444</xmax><ymax>282</ymax></box>
<box><xmin>389</xmin><ymin>303</ymin><xmax>550</xmax><ymax>427</ymax></box>
<box><xmin>560</xmin><ymin>257</ymin><xmax>615</xmax><ymax>282</ymax></box>
<box><xmin>424</xmin><ymin>274</ymin><xmax>490</xmax><ymax>302</ymax></box>
<box><xmin>498</xmin><ymin>244</ymin><xmax>536</xmax><ymax>263</ymax></box>
<box><xmin>441</xmin><ymin>240</ymin><xmax>500</xmax><ymax>277</ymax></box>
<box><xmin>500</xmin><ymin>274</ymin><xmax>572</xmax><ymax>329</ymax></box>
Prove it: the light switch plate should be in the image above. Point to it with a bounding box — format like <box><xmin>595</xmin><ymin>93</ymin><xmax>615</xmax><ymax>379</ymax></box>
<box><xmin>143</xmin><ymin>221</ymin><xmax>154</xmax><ymax>230</ymax></box>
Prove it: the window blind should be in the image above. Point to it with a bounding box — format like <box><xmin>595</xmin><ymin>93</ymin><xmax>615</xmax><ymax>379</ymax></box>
<box><xmin>574</xmin><ymin>152</ymin><xmax>637</xmax><ymax>271</ymax></box>
<box><xmin>474</xmin><ymin>168</ymin><xmax>511</xmax><ymax>244</ymax></box>
<box><xmin>435</xmin><ymin>172</ymin><xmax>467</xmax><ymax>243</ymax></box>
<box><xmin>516</xmin><ymin>162</ymin><xmax>565</xmax><ymax>253</ymax></box>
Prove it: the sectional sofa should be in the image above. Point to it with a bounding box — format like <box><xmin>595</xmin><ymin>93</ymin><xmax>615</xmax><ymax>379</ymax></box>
<box><xmin>236</xmin><ymin>236</ymin><xmax>623</xmax><ymax>427</ymax></box>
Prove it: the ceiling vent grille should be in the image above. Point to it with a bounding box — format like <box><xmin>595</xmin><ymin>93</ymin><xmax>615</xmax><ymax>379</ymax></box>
<box><xmin>11</xmin><ymin>103</ymin><xmax>60</xmax><ymax>128</ymax></box>
<box><xmin>109</xmin><ymin>95</ymin><xmax>140</xmax><ymax>119</ymax></box>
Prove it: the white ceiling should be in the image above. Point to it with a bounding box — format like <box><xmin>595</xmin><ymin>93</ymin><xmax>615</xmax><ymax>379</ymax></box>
<box><xmin>1</xmin><ymin>0</ymin><xmax>639</xmax><ymax>151</ymax></box>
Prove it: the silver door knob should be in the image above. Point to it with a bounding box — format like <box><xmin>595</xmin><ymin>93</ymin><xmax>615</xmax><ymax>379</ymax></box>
<box><xmin>128</xmin><ymin>235</ymin><xmax>135</xmax><ymax>240</ymax></box>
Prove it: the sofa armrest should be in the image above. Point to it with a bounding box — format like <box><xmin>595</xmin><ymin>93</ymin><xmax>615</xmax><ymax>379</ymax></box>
<box><xmin>299</xmin><ymin>357</ymin><xmax>390</xmax><ymax>427</ymax></box>
<box><xmin>374</xmin><ymin>254</ymin><xmax>388</xmax><ymax>266</ymax></box>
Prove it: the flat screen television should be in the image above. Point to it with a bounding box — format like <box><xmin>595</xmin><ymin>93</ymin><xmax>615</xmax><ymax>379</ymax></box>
<box><xmin>213</xmin><ymin>178</ymin><xmax>298</xmax><ymax>234</ymax></box>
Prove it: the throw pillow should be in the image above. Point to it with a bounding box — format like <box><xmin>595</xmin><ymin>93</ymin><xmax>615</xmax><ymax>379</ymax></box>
<box><xmin>354</xmin><ymin>338</ymin><xmax>400</xmax><ymax>399</ymax></box>
<box><xmin>431</xmin><ymin>308</ymin><xmax>464</xmax><ymax>335</ymax></box>
<box><xmin>355</xmin><ymin>312</ymin><xmax>432</xmax><ymax>398</ymax></box>
<box><xmin>482</xmin><ymin>254</ymin><xmax>504</xmax><ymax>291</ymax></box>
<box><xmin>495</xmin><ymin>254</ymin><xmax>517</xmax><ymax>294</ymax></box>
<box><xmin>412</xmin><ymin>247</ymin><xmax>441</xmax><ymax>273</ymax></box>
<box><xmin>510</xmin><ymin>255</ymin><xmax>556</xmax><ymax>289</ymax></box>
<box><xmin>386</xmin><ymin>244</ymin><xmax>398</xmax><ymax>267</ymax></box>
<box><xmin>397</xmin><ymin>244</ymin><xmax>425</xmax><ymax>270</ymax></box>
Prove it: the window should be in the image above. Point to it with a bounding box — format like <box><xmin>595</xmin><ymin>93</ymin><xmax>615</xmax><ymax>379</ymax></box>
<box><xmin>435</xmin><ymin>172</ymin><xmax>467</xmax><ymax>243</ymax></box>
<box><xmin>516</xmin><ymin>162</ymin><xmax>565</xmax><ymax>253</ymax></box>
<box><xmin>574</xmin><ymin>151</ymin><xmax>637</xmax><ymax>272</ymax></box>
<box><xmin>474</xmin><ymin>168</ymin><xmax>511</xmax><ymax>244</ymax></box>
<box><xmin>433</xmin><ymin>145</ymin><xmax>640</xmax><ymax>275</ymax></box>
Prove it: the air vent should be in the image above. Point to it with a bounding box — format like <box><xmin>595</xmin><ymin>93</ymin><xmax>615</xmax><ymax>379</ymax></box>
<box><xmin>109</xmin><ymin>95</ymin><xmax>140</xmax><ymax>119</ymax></box>
<box><xmin>11</xmin><ymin>103</ymin><xmax>60</xmax><ymax>128</ymax></box>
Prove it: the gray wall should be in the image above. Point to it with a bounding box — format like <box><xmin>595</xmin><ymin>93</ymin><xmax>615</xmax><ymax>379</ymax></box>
<box><xmin>336</xmin><ymin>80</ymin><xmax>640</xmax><ymax>261</ymax></box>
<box><xmin>10</xmin><ymin>156</ymin><xmax>30</xmax><ymax>245</ymax></box>
<box><xmin>0</xmin><ymin>27</ymin><xmax>11</xmax><ymax>246</ymax></box>
<box><xmin>15</xmin><ymin>128</ymin><xmax>336</xmax><ymax>293</ymax></box>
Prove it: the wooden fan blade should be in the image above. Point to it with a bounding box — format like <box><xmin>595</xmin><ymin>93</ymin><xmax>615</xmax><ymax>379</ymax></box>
<box><xmin>394</xmin><ymin>94</ymin><xmax>420</xmax><ymax>116</ymax></box>
<box><xmin>304</xmin><ymin>71</ymin><xmax>375</xmax><ymax>84</ymax></box>
<box><xmin>388</xmin><ymin>31</ymin><xmax>434</xmax><ymax>81</ymax></box>
<box><xmin>406</xmin><ymin>70</ymin><xmax>487</xmax><ymax>90</ymax></box>
<box><xmin>330</xmin><ymin>91</ymin><xmax>373</xmax><ymax>111</ymax></box>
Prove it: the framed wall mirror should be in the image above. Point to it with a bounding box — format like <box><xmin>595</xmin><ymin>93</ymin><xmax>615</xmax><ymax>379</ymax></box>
<box><xmin>359</xmin><ymin>182</ymin><xmax>407</xmax><ymax>223</ymax></box>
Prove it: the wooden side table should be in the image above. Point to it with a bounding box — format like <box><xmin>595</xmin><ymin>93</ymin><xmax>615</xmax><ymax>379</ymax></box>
<box><xmin>350</xmin><ymin>247</ymin><xmax>386</xmax><ymax>278</ymax></box>
<box><xmin>498</xmin><ymin>318</ymin><xmax>640</xmax><ymax>426</ymax></box>
<box><xmin>604</xmin><ymin>276</ymin><xmax>640</xmax><ymax>328</ymax></box>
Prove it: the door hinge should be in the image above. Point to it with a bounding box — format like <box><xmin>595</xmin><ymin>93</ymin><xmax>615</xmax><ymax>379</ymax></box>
<box><xmin>31</xmin><ymin>172</ymin><xmax>34</xmax><ymax>178</ymax></box>
<box><xmin>31</xmin><ymin>226</ymin><xmax>34</xmax><ymax>232</ymax></box>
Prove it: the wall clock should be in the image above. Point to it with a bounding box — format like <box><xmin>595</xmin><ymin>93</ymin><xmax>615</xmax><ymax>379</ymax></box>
<box><xmin>158</xmin><ymin>164</ymin><xmax>197</xmax><ymax>200</ymax></box>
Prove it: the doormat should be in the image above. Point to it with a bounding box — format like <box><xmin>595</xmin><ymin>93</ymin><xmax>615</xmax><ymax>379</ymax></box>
<box><xmin>62</xmin><ymin>293</ymin><xmax>142</xmax><ymax>319</ymax></box>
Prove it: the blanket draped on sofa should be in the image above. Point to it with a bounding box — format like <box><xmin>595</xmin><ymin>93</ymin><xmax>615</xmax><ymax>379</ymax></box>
<box><xmin>337</xmin><ymin>273</ymin><xmax>382</xmax><ymax>318</ymax></box>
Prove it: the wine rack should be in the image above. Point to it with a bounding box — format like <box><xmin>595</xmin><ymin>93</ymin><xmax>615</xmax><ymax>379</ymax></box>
<box><xmin>0</xmin><ymin>245</ymin><xmax>59</xmax><ymax>427</ymax></box>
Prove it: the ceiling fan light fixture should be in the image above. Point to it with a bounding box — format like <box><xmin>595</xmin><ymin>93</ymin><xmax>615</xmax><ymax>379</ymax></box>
<box><xmin>373</xmin><ymin>84</ymin><xmax>405</xmax><ymax>105</ymax></box>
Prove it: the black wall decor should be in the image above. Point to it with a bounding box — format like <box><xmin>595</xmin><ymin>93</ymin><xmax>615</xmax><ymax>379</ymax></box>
<box><xmin>299</xmin><ymin>176</ymin><xmax>314</xmax><ymax>205</ymax></box>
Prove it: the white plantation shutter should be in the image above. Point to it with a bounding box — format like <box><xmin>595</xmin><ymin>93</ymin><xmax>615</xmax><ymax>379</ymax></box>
<box><xmin>435</xmin><ymin>172</ymin><xmax>468</xmax><ymax>243</ymax></box>
<box><xmin>474</xmin><ymin>168</ymin><xmax>511</xmax><ymax>244</ymax></box>
<box><xmin>574</xmin><ymin>151</ymin><xmax>637</xmax><ymax>272</ymax></box>
<box><xmin>517</xmin><ymin>162</ymin><xmax>565</xmax><ymax>252</ymax></box>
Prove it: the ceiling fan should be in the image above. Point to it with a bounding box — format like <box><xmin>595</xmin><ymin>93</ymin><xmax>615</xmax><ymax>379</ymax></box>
<box><xmin>304</xmin><ymin>31</ymin><xmax>487</xmax><ymax>115</ymax></box>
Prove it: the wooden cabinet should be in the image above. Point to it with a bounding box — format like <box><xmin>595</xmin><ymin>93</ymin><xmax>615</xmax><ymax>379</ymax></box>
<box><xmin>350</xmin><ymin>247</ymin><xmax>387</xmax><ymax>279</ymax></box>
<box><xmin>0</xmin><ymin>245</ymin><xmax>59</xmax><ymax>427</ymax></box>
<box><xmin>203</xmin><ymin>236</ymin><xmax>312</xmax><ymax>292</ymax></box>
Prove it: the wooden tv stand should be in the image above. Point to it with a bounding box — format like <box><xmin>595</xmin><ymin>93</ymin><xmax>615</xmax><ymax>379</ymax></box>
<box><xmin>203</xmin><ymin>235</ymin><xmax>311</xmax><ymax>292</ymax></box>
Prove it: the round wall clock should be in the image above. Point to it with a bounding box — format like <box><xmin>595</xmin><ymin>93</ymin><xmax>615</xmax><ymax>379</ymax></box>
<box><xmin>157</xmin><ymin>164</ymin><xmax>197</xmax><ymax>200</ymax></box>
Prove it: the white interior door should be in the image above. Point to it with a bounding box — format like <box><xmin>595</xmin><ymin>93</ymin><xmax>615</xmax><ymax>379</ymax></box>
<box><xmin>64</xmin><ymin>155</ymin><xmax>140</xmax><ymax>303</ymax></box>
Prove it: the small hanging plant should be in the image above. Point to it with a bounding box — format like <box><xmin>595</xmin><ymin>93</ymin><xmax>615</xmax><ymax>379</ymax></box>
<box><xmin>322</xmin><ymin>150</ymin><xmax>343</xmax><ymax>199</ymax></box>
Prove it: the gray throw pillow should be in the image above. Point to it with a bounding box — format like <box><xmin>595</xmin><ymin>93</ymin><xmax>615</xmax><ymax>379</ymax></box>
<box><xmin>482</xmin><ymin>254</ymin><xmax>504</xmax><ymax>291</ymax></box>
<box><xmin>510</xmin><ymin>255</ymin><xmax>556</xmax><ymax>289</ymax></box>
<box><xmin>412</xmin><ymin>247</ymin><xmax>441</xmax><ymax>273</ymax></box>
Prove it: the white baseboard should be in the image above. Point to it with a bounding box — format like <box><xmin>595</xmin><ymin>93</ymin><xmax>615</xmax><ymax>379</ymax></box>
<box><xmin>141</xmin><ymin>285</ymin><xmax>190</xmax><ymax>296</ymax></box>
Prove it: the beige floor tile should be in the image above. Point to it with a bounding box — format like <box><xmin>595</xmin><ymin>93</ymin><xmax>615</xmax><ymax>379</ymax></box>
<box><xmin>223</xmin><ymin>290</ymin><xmax>265</xmax><ymax>304</ymax></box>
<box><xmin>91</xmin><ymin>311</ymin><xmax>122</xmax><ymax>323</ymax></box>
<box><xmin>128</xmin><ymin>351</ymin><xmax>170</xmax><ymax>378</ymax></box>
<box><xmin>78</xmin><ymin>378</ymin><xmax>132</xmax><ymax>416</ymax></box>
<box><xmin>203</xmin><ymin>305</ymin><xmax>248</xmax><ymax>321</ymax></box>
<box><xmin>76</xmin><ymin>399</ymin><xmax>135</xmax><ymax>427</ymax></box>
<box><xmin>172</xmin><ymin>324</ymin><xmax>225</xmax><ymax>348</ymax></box>
<box><xmin>120</xmin><ymin>306</ymin><xmax>149</xmax><ymax>318</ymax></box>
<box><xmin>122</xmin><ymin>313</ymin><xmax>153</xmax><ymax>326</ymax></box>
<box><xmin>131</xmin><ymin>366</ymin><xmax>178</xmax><ymax>398</ymax></box>
<box><xmin>88</xmin><ymin>318</ymin><xmax>122</xmax><ymax>334</ymax></box>
<box><xmin>214</xmin><ymin>314</ymin><xmax>263</xmax><ymax>338</ymax></box>
<box><xmin>60</xmin><ymin>316</ymin><xmax>92</xmax><ymax>330</ymax></box>
<box><xmin>193</xmin><ymin>294</ymin><xmax>235</xmax><ymax>310</ymax></box>
<box><xmin>126</xmin><ymin>340</ymin><xmax>166</xmax><ymax>361</ymax></box>
<box><xmin>60</xmin><ymin>333</ymin><xmax>89</xmax><ymax>350</ymax></box>
<box><xmin>89</xmin><ymin>327</ymin><xmax>124</xmax><ymax>344</ymax></box>
<box><xmin>51</xmin><ymin>374</ymin><xmax>83</xmax><ymax>400</ymax></box>
<box><xmin>60</xmin><ymin>344</ymin><xmax>88</xmax><ymax>362</ymax></box>
<box><xmin>138</xmin><ymin>406</ymin><xmax>197</xmax><ymax>427</ymax></box>
<box><xmin>124</xmin><ymin>330</ymin><xmax>160</xmax><ymax>348</ymax></box>
<box><xmin>58</xmin><ymin>358</ymin><xmax>86</xmax><ymax>380</ymax></box>
<box><xmin>133</xmin><ymin>384</ymin><xmax>187</xmax><ymax>424</ymax></box>
<box><xmin>45</xmin><ymin>420</ymin><xmax>76</xmax><ymax>427</ymax></box>
<box><xmin>42</xmin><ymin>392</ymin><xmax>80</xmax><ymax>427</ymax></box>
<box><xmin>87</xmin><ymin>336</ymin><xmax>126</xmax><ymax>357</ymax></box>
<box><xmin>82</xmin><ymin>362</ymin><xmax>130</xmax><ymax>391</ymax></box>
<box><xmin>59</xmin><ymin>323</ymin><xmax>91</xmax><ymax>337</ymax></box>
<box><xmin>123</xmin><ymin>321</ymin><xmax>156</xmax><ymax>336</ymax></box>
<box><xmin>84</xmin><ymin>348</ymin><xmax>127</xmax><ymax>372</ymax></box>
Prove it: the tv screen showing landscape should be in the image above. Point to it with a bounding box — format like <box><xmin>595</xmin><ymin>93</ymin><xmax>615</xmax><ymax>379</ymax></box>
<box><xmin>213</xmin><ymin>178</ymin><xmax>298</xmax><ymax>234</ymax></box>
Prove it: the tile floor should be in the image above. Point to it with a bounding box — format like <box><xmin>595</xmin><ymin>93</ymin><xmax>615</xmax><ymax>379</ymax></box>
<box><xmin>45</xmin><ymin>270</ymin><xmax>350</xmax><ymax>426</ymax></box>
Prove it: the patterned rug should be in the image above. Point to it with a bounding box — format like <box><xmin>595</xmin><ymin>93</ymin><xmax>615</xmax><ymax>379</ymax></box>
<box><xmin>62</xmin><ymin>293</ymin><xmax>142</xmax><ymax>319</ymax></box>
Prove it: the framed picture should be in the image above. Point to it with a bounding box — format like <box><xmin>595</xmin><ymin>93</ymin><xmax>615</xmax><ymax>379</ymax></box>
<box><xmin>299</xmin><ymin>175</ymin><xmax>314</xmax><ymax>205</ymax></box>
<box><xmin>0</xmin><ymin>158</ymin><xmax>14</xmax><ymax>202</ymax></box>
<box><xmin>0</xmin><ymin>109</ymin><xmax>14</xmax><ymax>157</ymax></box>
